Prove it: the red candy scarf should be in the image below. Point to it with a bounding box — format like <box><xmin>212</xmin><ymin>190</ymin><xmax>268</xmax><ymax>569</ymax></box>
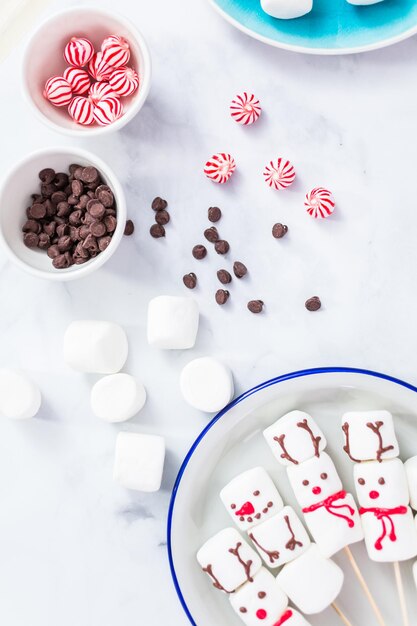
<box><xmin>359</xmin><ymin>506</ymin><xmax>407</xmax><ymax>550</ymax></box>
<box><xmin>274</xmin><ymin>610</ymin><xmax>293</xmax><ymax>626</ymax></box>
<box><xmin>302</xmin><ymin>490</ymin><xmax>355</xmax><ymax>527</ymax></box>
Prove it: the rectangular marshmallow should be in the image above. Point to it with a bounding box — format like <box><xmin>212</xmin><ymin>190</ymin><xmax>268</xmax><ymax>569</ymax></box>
<box><xmin>230</xmin><ymin>568</ymin><xmax>288</xmax><ymax>626</ymax></box>
<box><xmin>405</xmin><ymin>455</ymin><xmax>417</xmax><ymax>510</ymax></box>
<box><xmin>64</xmin><ymin>320</ymin><xmax>128</xmax><ymax>374</ymax></box>
<box><xmin>113</xmin><ymin>432</ymin><xmax>165</xmax><ymax>492</ymax></box>
<box><xmin>248</xmin><ymin>506</ymin><xmax>310</xmax><ymax>568</ymax></box>
<box><xmin>220</xmin><ymin>467</ymin><xmax>284</xmax><ymax>531</ymax></box>
<box><xmin>147</xmin><ymin>296</ymin><xmax>199</xmax><ymax>349</ymax></box>
<box><xmin>354</xmin><ymin>458</ymin><xmax>410</xmax><ymax>510</ymax></box>
<box><xmin>276</xmin><ymin>544</ymin><xmax>344</xmax><ymax>615</ymax></box>
<box><xmin>197</xmin><ymin>527</ymin><xmax>262</xmax><ymax>594</ymax></box>
<box><xmin>360</xmin><ymin>505</ymin><xmax>417</xmax><ymax>562</ymax></box>
<box><xmin>261</xmin><ymin>0</ymin><xmax>312</xmax><ymax>19</ymax></box>
<box><xmin>263</xmin><ymin>411</ymin><xmax>327</xmax><ymax>467</ymax></box>
<box><xmin>341</xmin><ymin>410</ymin><xmax>399</xmax><ymax>463</ymax></box>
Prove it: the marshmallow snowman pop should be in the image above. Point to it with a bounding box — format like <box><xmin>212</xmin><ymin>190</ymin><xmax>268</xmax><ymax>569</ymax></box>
<box><xmin>342</xmin><ymin>411</ymin><xmax>417</xmax><ymax>626</ymax></box>
<box><xmin>404</xmin><ymin>454</ymin><xmax>417</xmax><ymax>597</ymax></box>
<box><xmin>263</xmin><ymin>411</ymin><xmax>386</xmax><ymax>626</ymax></box>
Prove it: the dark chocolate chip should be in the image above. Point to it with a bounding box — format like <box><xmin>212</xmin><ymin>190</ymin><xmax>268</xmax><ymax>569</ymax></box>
<box><xmin>22</xmin><ymin>220</ymin><xmax>41</xmax><ymax>234</ymax></box>
<box><xmin>98</xmin><ymin>236</ymin><xmax>112</xmax><ymax>251</ymax></box>
<box><xmin>51</xmin><ymin>191</ymin><xmax>67</xmax><ymax>205</ymax></box>
<box><xmin>54</xmin><ymin>172</ymin><xmax>69</xmax><ymax>189</ymax></box>
<box><xmin>39</xmin><ymin>168</ymin><xmax>55</xmax><ymax>184</ymax></box>
<box><xmin>74</xmin><ymin>242</ymin><xmax>89</xmax><ymax>258</ymax></box>
<box><xmin>47</xmin><ymin>245</ymin><xmax>60</xmax><ymax>259</ymax></box>
<box><xmin>104</xmin><ymin>215</ymin><xmax>117</xmax><ymax>232</ymax></box>
<box><xmin>43</xmin><ymin>222</ymin><xmax>56</xmax><ymax>237</ymax></box>
<box><xmin>71</xmin><ymin>179</ymin><xmax>84</xmax><ymax>197</ymax></box>
<box><xmin>96</xmin><ymin>185</ymin><xmax>114</xmax><ymax>207</ymax></box>
<box><xmin>305</xmin><ymin>296</ymin><xmax>321</xmax><ymax>312</ymax></box>
<box><xmin>87</xmin><ymin>199</ymin><xmax>106</xmax><ymax>220</ymax></box>
<box><xmin>57</xmin><ymin>235</ymin><xmax>72</xmax><ymax>252</ymax></box>
<box><xmin>217</xmin><ymin>269</ymin><xmax>232</xmax><ymax>284</ymax></box>
<box><xmin>233</xmin><ymin>261</ymin><xmax>247</xmax><ymax>278</ymax></box>
<box><xmin>215</xmin><ymin>289</ymin><xmax>230</xmax><ymax>305</ymax></box>
<box><xmin>69</xmin><ymin>226</ymin><xmax>79</xmax><ymax>241</ymax></box>
<box><xmin>57</xmin><ymin>201</ymin><xmax>71</xmax><ymax>217</ymax></box>
<box><xmin>124</xmin><ymin>220</ymin><xmax>134</xmax><ymax>236</ymax></box>
<box><xmin>81</xmin><ymin>166</ymin><xmax>99</xmax><ymax>183</ymax></box>
<box><xmin>78</xmin><ymin>194</ymin><xmax>89</xmax><ymax>209</ymax></box>
<box><xmin>29</xmin><ymin>203</ymin><xmax>46</xmax><ymax>219</ymax></box>
<box><xmin>150</xmin><ymin>224</ymin><xmax>166</xmax><ymax>238</ymax></box>
<box><xmin>52</xmin><ymin>252</ymin><xmax>73</xmax><ymax>269</ymax></box>
<box><xmin>44</xmin><ymin>199</ymin><xmax>56</xmax><ymax>217</ymax></box>
<box><xmin>40</xmin><ymin>183</ymin><xmax>55</xmax><ymax>198</ymax></box>
<box><xmin>79</xmin><ymin>225</ymin><xmax>90</xmax><ymax>240</ymax></box>
<box><xmin>151</xmin><ymin>197</ymin><xmax>167</xmax><ymax>211</ymax></box>
<box><xmin>192</xmin><ymin>244</ymin><xmax>207</xmax><ymax>260</ymax></box>
<box><xmin>23</xmin><ymin>232</ymin><xmax>39</xmax><ymax>248</ymax></box>
<box><xmin>37</xmin><ymin>233</ymin><xmax>50</xmax><ymax>250</ymax></box>
<box><xmin>67</xmin><ymin>194</ymin><xmax>79</xmax><ymax>206</ymax></box>
<box><xmin>90</xmin><ymin>221</ymin><xmax>106</xmax><ymax>238</ymax></box>
<box><xmin>183</xmin><ymin>273</ymin><xmax>197</xmax><ymax>289</ymax></box>
<box><xmin>82</xmin><ymin>233</ymin><xmax>99</xmax><ymax>253</ymax></box>
<box><xmin>69</xmin><ymin>210</ymin><xmax>83</xmax><ymax>226</ymax></box>
<box><xmin>214</xmin><ymin>240</ymin><xmax>229</xmax><ymax>255</ymax></box>
<box><xmin>272</xmin><ymin>223</ymin><xmax>288</xmax><ymax>239</ymax></box>
<box><xmin>248</xmin><ymin>300</ymin><xmax>264</xmax><ymax>314</ymax></box>
<box><xmin>208</xmin><ymin>206</ymin><xmax>221</xmax><ymax>223</ymax></box>
<box><xmin>155</xmin><ymin>210</ymin><xmax>170</xmax><ymax>225</ymax></box>
<box><xmin>56</xmin><ymin>224</ymin><xmax>70</xmax><ymax>238</ymax></box>
<box><xmin>204</xmin><ymin>227</ymin><xmax>219</xmax><ymax>243</ymax></box>
<box><xmin>69</xmin><ymin>163</ymin><xmax>82</xmax><ymax>175</ymax></box>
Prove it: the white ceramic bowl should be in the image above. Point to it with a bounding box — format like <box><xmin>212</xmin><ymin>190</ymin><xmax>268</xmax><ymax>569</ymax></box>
<box><xmin>22</xmin><ymin>7</ymin><xmax>151</xmax><ymax>136</ymax></box>
<box><xmin>0</xmin><ymin>147</ymin><xmax>126</xmax><ymax>281</ymax></box>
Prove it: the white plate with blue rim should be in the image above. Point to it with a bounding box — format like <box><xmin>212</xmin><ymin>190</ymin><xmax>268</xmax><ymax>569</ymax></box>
<box><xmin>167</xmin><ymin>367</ymin><xmax>417</xmax><ymax>626</ymax></box>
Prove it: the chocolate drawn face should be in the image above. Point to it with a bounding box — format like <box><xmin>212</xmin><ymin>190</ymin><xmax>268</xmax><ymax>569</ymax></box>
<box><xmin>353</xmin><ymin>458</ymin><xmax>409</xmax><ymax>508</ymax></box>
<box><xmin>287</xmin><ymin>452</ymin><xmax>342</xmax><ymax>508</ymax></box>
<box><xmin>230</xmin><ymin>568</ymin><xmax>288</xmax><ymax>626</ymax></box>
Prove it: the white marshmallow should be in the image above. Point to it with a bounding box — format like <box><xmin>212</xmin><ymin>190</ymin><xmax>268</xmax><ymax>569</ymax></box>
<box><xmin>220</xmin><ymin>467</ymin><xmax>284</xmax><ymax>531</ymax></box>
<box><xmin>263</xmin><ymin>411</ymin><xmax>327</xmax><ymax>467</ymax></box>
<box><xmin>276</xmin><ymin>544</ymin><xmax>344</xmax><ymax>615</ymax></box>
<box><xmin>413</xmin><ymin>560</ymin><xmax>417</xmax><ymax>591</ymax></box>
<box><xmin>147</xmin><ymin>296</ymin><xmax>199</xmax><ymax>349</ymax></box>
<box><xmin>354</xmin><ymin>458</ymin><xmax>410</xmax><ymax>510</ymax></box>
<box><xmin>287</xmin><ymin>452</ymin><xmax>342</xmax><ymax>509</ymax></box>
<box><xmin>180</xmin><ymin>357</ymin><xmax>234</xmax><ymax>413</ymax></box>
<box><xmin>91</xmin><ymin>373</ymin><xmax>146</xmax><ymax>422</ymax></box>
<box><xmin>248</xmin><ymin>506</ymin><xmax>310</xmax><ymax>568</ymax></box>
<box><xmin>197</xmin><ymin>527</ymin><xmax>262</xmax><ymax>594</ymax></box>
<box><xmin>113</xmin><ymin>432</ymin><xmax>165</xmax><ymax>492</ymax></box>
<box><xmin>260</xmin><ymin>0</ymin><xmax>313</xmax><ymax>19</ymax></box>
<box><xmin>347</xmin><ymin>0</ymin><xmax>384</xmax><ymax>5</ymax></box>
<box><xmin>230</xmin><ymin>568</ymin><xmax>288</xmax><ymax>626</ymax></box>
<box><xmin>341</xmin><ymin>410</ymin><xmax>399</xmax><ymax>463</ymax></box>
<box><xmin>0</xmin><ymin>369</ymin><xmax>41</xmax><ymax>419</ymax></box>
<box><xmin>64</xmin><ymin>320</ymin><xmax>128</xmax><ymax>374</ymax></box>
<box><xmin>360</xmin><ymin>505</ymin><xmax>417</xmax><ymax>562</ymax></box>
<box><xmin>405</xmin><ymin>455</ymin><xmax>417</xmax><ymax>510</ymax></box>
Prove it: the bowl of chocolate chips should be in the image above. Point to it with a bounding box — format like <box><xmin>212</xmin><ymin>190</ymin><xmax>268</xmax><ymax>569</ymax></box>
<box><xmin>0</xmin><ymin>147</ymin><xmax>126</xmax><ymax>280</ymax></box>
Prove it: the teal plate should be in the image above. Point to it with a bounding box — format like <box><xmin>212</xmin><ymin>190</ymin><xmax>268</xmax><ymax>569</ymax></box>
<box><xmin>208</xmin><ymin>0</ymin><xmax>417</xmax><ymax>54</ymax></box>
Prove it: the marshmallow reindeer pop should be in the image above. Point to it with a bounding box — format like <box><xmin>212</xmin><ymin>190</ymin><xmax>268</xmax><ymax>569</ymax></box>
<box><xmin>342</xmin><ymin>411</ymin><xmax>417</xmax><ymax>626</ymax></box>
<box><xmin>263</xmin><ymin>411</ymin><xmax>386</xmax><ymax>626</ymax></box>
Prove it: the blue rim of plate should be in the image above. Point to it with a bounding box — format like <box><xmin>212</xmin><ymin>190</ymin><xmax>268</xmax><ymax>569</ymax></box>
<box><xmin>167</xmin><ymin>366</ymin><xmax>417</xmax><ymax>626</ymax></box>
<box><xmin>208</xmin><ymin>0</ymin><xmax>417</xmax><ymax>55</ymax></box>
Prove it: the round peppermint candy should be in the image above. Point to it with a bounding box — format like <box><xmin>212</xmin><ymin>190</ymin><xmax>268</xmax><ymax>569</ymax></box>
<box><xmin>43</xmin><ymin>76</ymin><xmax>72</xmax><ymax>107</ymax></box>
<box><xmin>88</xmin><ymin>52</ymin><xmax>113</xmax><ymax>82</ymax></box>
<box><xmin>68</xmin><ymin>96</ymin><xmax>94</xmax><ymax>125</ymax></box>
<box><xmin>63</xmin><ymin>67</ymin><xmax>90</xmax><ymax>95</ymax></box>
<box><xmin>263</xmin><ymin>158</ymin><xmax>295</xmax><ymax>190</ymax></box>
<box><xmin>93</xmin><ymin>96</ymin><xmax>123</xmax><ymax>126</ymax></box>
<box><xmin>109</xmin><ymin>66</ymin><xmax>139</xmax><ymax>97</ymax></box>
<box><xmin>64</xmin><ymin>37</ymin><xmax>94</xmax><ymax>67</ymax></box>
<box><xmin>204</xmin><ymin>153</ymin><xmax>236</xmax><ymax>184</ymax></box>
<box><xmin>88</xmin><ymin>81</ymin><xmax>116</xmax><ymax>105</ymax></box>
<box><xmin>101</xmin><ymin>35</ymin><xmax>130</xmax><ymax>68</ymax></box>
<box><xmin>230</xmin><ymin>92</ymin><xmax>261</xmax><ymax>125</ymax></box>
<box><xmin>305</xmin><ymin>188</ymin><xmax>335</xmax><ymax>219</ymax></box>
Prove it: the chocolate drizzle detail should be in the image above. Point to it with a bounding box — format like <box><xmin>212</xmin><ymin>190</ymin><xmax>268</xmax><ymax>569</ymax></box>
<box><xmin>202</xmin><ymin>564</ymin><xmax>234</xmax><ymax>594</ymax></box>
<box><xmin>342</xmin><ymin>422</ymin><xmax>361</xmax><ymax>463</ymax></box>
<box><xmin>249</xmin><ymin>532</ymin><xmax>280</xmax><ymax>564</ymax></box>
<box><xmin>228</xmin><ymin>542</ymin><xmax>254</xmax><ymax>583</ymax></box>
<box><xmin>273</xmin><ymin>434</ymin><xmax>299</xmax><ymax>465</ymax></box>
<box><xmin>284</xmin><ymin>515</ymin><xmax>303</xmax><ymax>551</ymax></box>
<box><xmin>366</xmin><ymin>420</ymin><xmax>394</xmax><ymax>463</ymax></box>
<box><xmin>297</xmin><ymin>418</ymin><xmax>321</xmax><ymax>457</ymax></box>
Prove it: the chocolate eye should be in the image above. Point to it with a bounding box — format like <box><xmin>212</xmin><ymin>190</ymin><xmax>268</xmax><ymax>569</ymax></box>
<box><xmin>253</xmin><ymin>490</ymin><xmax>260</xmax><ymax>496</ymax></box>
<box><xmin>358</xmin><ymin>478</ymin><xmax>365</xmax><ymax>485</ymax></box>
<box><xmin>239</xmin><ymin>607</ymin><xmax>247</xmax><ymax>614</ymax></box>
<box><xmin>302</xmin><ymin>479</ymin><xmax>309</xmax><ymax>486</ymax></box>
<box><xmin>258</xmin><ymin>591</ymin><xmax>266</xmax><ymax>599</ymax></box>
<box><xmin>320</xmin><ymin>473</ymin><xmax>328</xmax><ymax>480</ymax></box>
<box><xmin>378</xmin><ymin>477</ymin><xmax>385</xmax><ymax>485</ymax></box>
<box><xmin>231</xmin><ymin>503</ymin><xmax>236</xmax><ymax>510</ymax></box>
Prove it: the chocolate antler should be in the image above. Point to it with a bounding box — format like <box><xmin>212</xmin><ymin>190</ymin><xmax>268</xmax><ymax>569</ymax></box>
<box><xmin>249</xmin><ymin>533</ymin><xmax>280</xmax><ymax>565</ymax></box>
<box><xmin>273</xmin><ymin>434</ymin><xmax>299</xmax><ymax>465</ymax></box>
<box><xmin>297</xmin><ymin>418</ymin><xmax>321</xmax><ymax>457</ymax></box>
<box><xmin>284</xmin><ymin>515</ymin><xmax>303</xmax><ymax>551</ymax></box>
<box><xmin>366</xmin><ymin>420</ymin><xmax>394</xmax><ymax>463</ymax></box>
<box><xmin>228</xmin><ymin>542</ymin><xmax>254</xmax><ymax>583</ymax></box>
<box><xmin>342</xmin><ymin>422</ymin><xmax>361</xmax><ymax>463</ymax></box>
<box><xmin>202</xmin><ymin>564</ymin><xmax>234</xmax><ymax>594</ymax></box>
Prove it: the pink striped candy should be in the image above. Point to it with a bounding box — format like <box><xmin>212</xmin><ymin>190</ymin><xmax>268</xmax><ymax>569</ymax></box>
<box><xmin>88</xmin><ymin>81</ymin><xmax>116</xmax><ymax>105</ymax></box>
<box><xmin>204</xmin><ymin>153</ymin><xmax>236</xmax><ymax>184</ymax></box>
<box><xmin>68</xmin><ymin>96</ymin><xmax>94</xmax><ymax>125</ymax></box>
<box><xmin>305</xmin><ymin>188</ymin><xmax>335</xmax><ymax>219</ymax></box>
<box><xmin>101</xmin><ymin>35</ymin><xmax>130</xmax><ymax>68</ymax></box>
<box><xmin>43</xmin><ymin>76</ymin><xmax>73</xmax><ymax>107</ymax></box>
<box><xmin>64</xmin><ymin>37</ymin><xmax>94</xmax><ymax>67</ymax></box>
<box><xmin>63</xmin><ymin>67</ymin><xmax>90</xmax><ymax>95</ymax></box>
<box><xmin>93</xmin><ymin>96</ymin><xmax>123</xmax><ymax>126</ymax></box>
<box><xmin>108</xmin><ymin>66</ymin><xmax>139</xmax><ymax>96</ymax></box>
<box><xmin>263</xmin><ymin>158</ymin><xmax>295</xmax><ymax>190</ymax></box>
<box><xmin>88</xmin><ymin>52</ymin><xmax>114</xmax><ymax>82</ymax></box>
<box><xmin>230</xmin><ymin>92</ymin><xmax>261</xmax><ymax>125</ymax></box>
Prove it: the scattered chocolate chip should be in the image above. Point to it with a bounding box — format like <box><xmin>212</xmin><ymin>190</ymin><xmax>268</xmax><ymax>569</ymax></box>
<box><xmin>272</xmin><ymin>223</ymin><xmax>288</xmax><ymax>239</ymax></box>
<box><xmin>124</xmin><ymin>220</ymin><xmax>134</xmax><ymax>236</ymax></box>
<box><xmin>248</xmin><ymin>300</ymin><xmax>264</xmax><ymax>314</ymax></box>
<box><xmin>155</xmin><ymin>210</ymin><xmax>170</xmax><ymax>226</ymax></box>
<box><xmin>192</xmin><ymin>244</ymin><xmax>207</xmax><ymax>260</ymax></box>
<box><xmin>23</xmin><ymin>232</ymin><xmax>39</xmax><ymax>248</ymax></box>
<box><xmin>151</xmin><ymin>197</ymin><xmax>167</xmax><ymax>211</ymax></box>
<box><xmin>305</xmin><ymin>296</ymin><xmax>321</xmax><ymax>312</ymax></box>
<box><xmin>214</xmin><ymin>240</ymin><xmax>229</xmax><ymax>255</ymax></box>
<box><xmin>183</xmin><ymin>272</ymin><xmax>197</xmax><ymax>289</ymax></box>
<box><xmin>150</xmin><ymin>224</ymin><xmax>165</xmax><ymax>238</ymax></box>
<box><xmin>216</xmin><ymin>289</ymin><xmax>230</xmax><ymax>305</ymax></box>
<box><xmin>208</xmin><ymin>206</ymin><xmax>221</xmax><ymax>223</ymax></box>
<box><xmin>204</xmin><ymin>226</ymin><xmax>219</xmax><ymax>243</ymax></box>
<box><xmin>39</xmin><ymin>168</ymin><xmax>55</xmax><ymax>184</ymax></box>
<box><xmin>233</xmin><ymin>261</ymin><xmax>247</xmax><ymax>278</ymax></box>
<box><xmin>217</xmin><ymin>269</ymin><xmax>232</xmax><ymax>284</ymax></box>
<box><xmin>80</xmin><ymin>166</ymin><xmax>99</xmax><ymax>183</ymax></box>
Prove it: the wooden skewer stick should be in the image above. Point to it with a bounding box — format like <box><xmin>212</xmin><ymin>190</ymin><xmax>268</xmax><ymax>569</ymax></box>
<box><xmin>344</xmin><ymin>546</ymin><xmax>386</xmax><ymax>626</ymax></box>
<box><xmin>393</xmin><ymin>561</ymin><xmax>410</xmax><ymax>626</ymax></box>
<box><xmin>332</xmin><ymin>602</ymin><xmax>354</xmax><ymax>626</ymax></box>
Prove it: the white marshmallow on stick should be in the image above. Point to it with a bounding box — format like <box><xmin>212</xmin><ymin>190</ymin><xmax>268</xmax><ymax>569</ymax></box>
<box><xmin>341</xmin><ymin>410</ymin><xmax>399</xmax><ymax>463</ymax></box>
<box><xmin>147</xmin><ymin>296</ymin><xmax>199</xmax><ymax>349</ymax></box>
<box><xmin>220</xmin><ymin>467</ymin><xmax>284</xmax><ymax>531</ymax></box>
<box><xmin>0</xmin><ymin>368</ymin><xmax>41</xmax><ymax>419</ymax></box>
<box><xmin>64</xmin><ymin>320</ymin><xmax>128</xmax><ymax>374</ymax></box>
<box><xmin>91</xmin><ymin>373</ymin><xmax>146</xmax><ymax>422</ymax></box>
<box><xmin>180</xmin><ymin>357</ymin><xmax>234</xmax><ymax>413</ymax></box>
<box><xmin>263</xmin><ymin>411</ymin><xmax>327</xmax><ymax>466</ymax></box>
<box><xmin>260</xmin><ymin>0</ymin><xmax>313</xmax><ymax>19</ymax></box>
<box><xmin>404</xmin><ymin>455</ymin><xmax>417</xmax><ymax>510</ymax></box>
<box><xmin>197</xmin><ymin>527</ymin><xmax>262</xmax><ymax>594</ymax></box>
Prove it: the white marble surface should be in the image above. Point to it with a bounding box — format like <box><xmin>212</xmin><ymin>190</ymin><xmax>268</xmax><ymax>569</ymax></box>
<box><xmin>1</xmin><ymin>1</ymin><xmax>417</xmax><ymax>624</ymax></box>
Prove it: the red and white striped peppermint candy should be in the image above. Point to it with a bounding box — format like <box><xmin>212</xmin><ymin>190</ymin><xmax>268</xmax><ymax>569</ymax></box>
<box><xmin>93</xmin><ymin>96</ymin><xmax>123</xmax><ymax>126</ymax></box>
<box><xmin>63</xmin><ymin>67</ymin><xmax>90</xmax><ymax>95</ymax></box>
<box><xmin>108</xmin><ymin>66</ymin><xmax>139</xmax><ymax>96</ymax></box>
<box><xmin>88</xmin><ymin>52</ymin><xmax>113</xmax><ymax>82</ymax></box>
<box><xmin>43</xmin><ymin>76</ymin><xmax>72</xmax><ymax>107</ymax></box>
<box><xmin>204</xmin><ymin>153</ymin><xmax>236</xmax><ymax>184</ymax></box>
<box><xmin>101</xmin><ymin>35</ymin><xmax>130</xmax><ymax>68</ymax></box>
<box><xmin>88</xmin><ymin>81</ymin><xmax>116</xmax><ymax>105</ymax></box>
<box><xmin>230</xmin><ymin>92</ymin><xmax>261</xmax><ymax>125</ymax></box>
<box><xmin>64</xmin><ymin>37</ymin><xmax>94</xmax><ymax>67</ymax></box>
<box><xmin>68</xmin><ymin>96</ymin><xmax>94</xmax><ymax>125</ymax></box>
<box><xmin>305</xmin><ymin>187</ymin><xmax>335</xmax><ymax>219</ymax></box>
<box><xmin>263</xmin><ymin>158</ymin><xmax>295</xmax><ymax>190</ymax></box>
